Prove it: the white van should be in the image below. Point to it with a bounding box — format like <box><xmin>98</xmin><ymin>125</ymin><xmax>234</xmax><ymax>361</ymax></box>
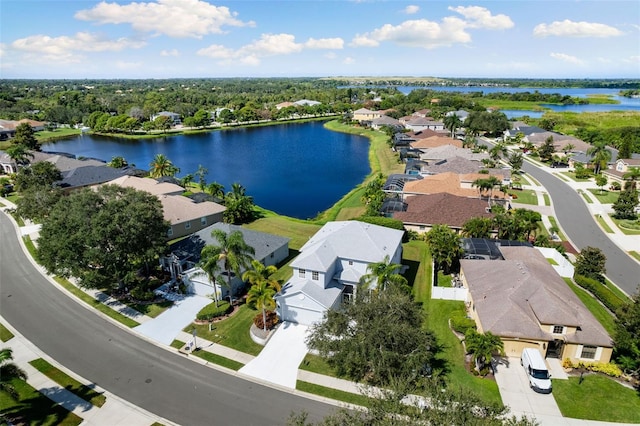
<box><xmin>521</xmin><ymin>348</ymin><xmax>552</xmax><ymax>393</ymax></box>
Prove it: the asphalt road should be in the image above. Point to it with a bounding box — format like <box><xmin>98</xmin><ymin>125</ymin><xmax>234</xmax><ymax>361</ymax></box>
<box><xmin>0</xmin><ymin>213</ymin><xmax>336</xmax><ymax>425</ymax></box>
<box><xmin>522</xmin><ymin>160</ymin><xmax>639</xmax><ymax>295</ymax></box>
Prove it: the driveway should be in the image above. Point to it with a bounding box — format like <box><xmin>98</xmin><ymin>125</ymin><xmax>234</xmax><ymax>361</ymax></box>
<box><xmin>239</xmin><ymin>322</ymin><xmax>309</xmax><ymax>389</ymax></box>
<box><xmin>493</xmin><ymin>357</ymin><xmax>564</xmax><ymax>424</ymax></box>
<box><xmin>134</xmin><ymin>294</ymin><xmax>212</xmax><ymax>345</ymax></box>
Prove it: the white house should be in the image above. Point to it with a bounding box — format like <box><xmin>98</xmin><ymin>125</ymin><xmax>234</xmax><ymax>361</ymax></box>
<box><xmin>275</xmin><ymin>221</ymin><xmax>404</xmax><ymax>325</ymax></box>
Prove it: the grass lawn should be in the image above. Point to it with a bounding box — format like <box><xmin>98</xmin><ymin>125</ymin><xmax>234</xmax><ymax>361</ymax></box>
<box><xmin>630</xmin><ymin>251</ymin><xmax>640</xmax><ymax>262</ymax></box>
<box><xmin>0</xmin><ymin>322</ymin><xmax>15</xmax><ymax>342</ymax></box>
<box><xmin>29</xmin><ymin>358</ymin><xmax>106</xmax><ymax>408</ymax></box>
<box><xmin>296</xmin><ymin>381</ymin><xmax>369</xmax><ymax>407</ymax></box>
<box><xmin>548</xmin><ymin>216</ymin><xmax>566</xmax><ymax>241</ymax></box>
<box><xmin>436</xmin><ymin>271</ymin><xmax>452</xmax><ymax>287</ymax></box>
<box><xmin>188</xmin><ymin>304</ymin><xmax>263</xmax><ymax>356</ymax></box>
<box><xmin>595</xmin><ymin>215</ymin><xmax>614</xmax><ymax>233</ymax></box>
<box><xmin>126</xmin><ymin>300</ymin><xmax>173</xmax><ymax>318</ymax></box>
<box><xmin>553</xmin><ymin>375</ymin><xmax>640</xmax><ymax>423</ymax></box>
<box><xmin>35</xmin><ymin>128</ymin><xmax>81</xmax><ymax>142</ymax></box>
<box><xmin>587</xmin><ymin>188</ymin><xmax>618</xmax><ymax>204</ymax></box>
<box><xmin>510</xmin><ymin>190</ymin><xmax>538</xmax><ymax>205</ymax></box>
<box><xmin>561</xmin><ymin>172</ymin><xmax>592</xmax><ymax>182</ymax></box>
<box><xmin>512</xmin><ymin>173</ymin><xmax>531</xmax><ymax>186</ymax></box>
<box><xmin>299</xmin><ymin>353</ymin><xmax>337</xmax><ymax>376</ymax></box>
<box><xmin>612</xmin><ymin>217</ymin><xmax>640</xmax><ymax>235</ymax></box>
<box><xmin>603</xmin><ymin>278</ymin><xmax>631</xmax><ymax>304</ymax></box>
<box><xmin>578</xmin><ymin>190</ymin><xmax>593</xmax><ymax>203</ymax></box>
<box><xmin>547</xmin><ymin>258</ymin><xmax>559</xmax><ymax>266</ymax></box>
<box><xmin>0</xmin><ymin>378</ymin><xmax>83</xmax><ymax>426</ymax></box>
<box><xmin>243</xmin><ymin>216</ymin><xmax>320</xmax><ymax>250</ymax></box>
<box><xmin>543</xmin><ymin>193</ymin><xmax>551</xmax><ymax>206</ymax></box>
<box><xmin>563</xmin><ymin>278</ymin><xmax>616</xmax><ymax>336</ymax></box>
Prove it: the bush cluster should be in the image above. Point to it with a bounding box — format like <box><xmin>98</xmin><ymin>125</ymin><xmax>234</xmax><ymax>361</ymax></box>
<box><xmin>450</xmin><ymin>315</ymin><xmax>477</xmax><ymax>335</ymax></box>
<box><xmin>196</xmin><ymin>301</ymin><xmax>231</xmax><ymax>321</ymax></box>
<box><xmin>562</xmin><ymin>358</ymin><xmax>623</xmax><ymax>377</ymax></box>
<box><xmin>573</xmin><ymin>274</ymin><xmax>625</xmax><ymax>312</ymax></box>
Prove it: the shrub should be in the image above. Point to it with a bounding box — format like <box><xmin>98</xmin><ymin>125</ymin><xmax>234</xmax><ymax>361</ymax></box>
<box><xmin>357</xmin><ymin>216</ymin><xmax>405</xmax><ymax>231</ymax></box>
<box><xmin>130</xmin><ymin>286</ymin><xmax>155</xmax><ymax>301</ymax></box>
<box><xmin>450</xmin><ymin>316</ymin><xmax>477</xmax><ymax>335</ymax></box>
<box><xmin>573</xmin><ymin>274</ymin><xmax>625</xmax><ymax>312</ymax></box>
<box><xmin>196</xmin><ymin>301</ymin><xmax>231</xmax><ymax>321</ymax></box>
<box><xmin>610</xmin><ymin>181</ymin><xmax>621</xmax><ymax>191</ymax></box>
<box><xmin>563</xmin><ymin>358</ymin><xmax>622</xmax><ymax>377</ymax></box>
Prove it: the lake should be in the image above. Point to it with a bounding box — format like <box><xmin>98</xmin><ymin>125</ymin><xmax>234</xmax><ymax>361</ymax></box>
<box><xmin>43</xmin><ymin>121</ymin><xmax>371</xmax><ymax>220</ymax></box>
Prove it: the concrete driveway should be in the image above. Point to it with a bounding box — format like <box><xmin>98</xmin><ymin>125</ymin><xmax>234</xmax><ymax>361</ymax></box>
<box><xmin>239</xmin><ymin>322</ymin><xmax>309</xmax><ymax>389</ymax></box>
<box><xmin>493</xmin><ymin>357</ymin><xmax>564</xmax><ymax>424</ymax></box>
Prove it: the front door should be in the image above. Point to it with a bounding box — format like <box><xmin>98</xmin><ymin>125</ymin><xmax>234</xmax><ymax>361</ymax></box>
<box><xmin>546</xmin><ymin>339</ymin><xmax>564</xmax><ymax>358</ymax></box>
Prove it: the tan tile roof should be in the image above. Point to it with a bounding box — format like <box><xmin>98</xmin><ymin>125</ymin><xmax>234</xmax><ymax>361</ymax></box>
<box><xmin>462</xmin><ymin>246</ymin><xmax>612</xmax><ymax>347</ymax></box>
<box><xmin>106</xmin><ymin>176</ymin><xmax>184</xmax><ymax>196</ymax></box>
<box><xmin>159</xmin><ymin>195</ymin><xmax>226</xmax><ymax>225</ymax></box>
<box><xmin>406</xmin><ymin>129</ymin><xmax>439</xmax><ymax>139</ymax></box>
<box><xmin>403</xmin><ymin>172</ymin><xmax>507</xmax><ymax>200</ymax></box>
<box><xmin>394</xmin><ymin>193</ymin><xmax>493</xmax><ymax>227</ymax></box>
<box><xmin>411</xmin><ymin>136</ymin><xmax>462</xmax><ymax>149</ymax></box>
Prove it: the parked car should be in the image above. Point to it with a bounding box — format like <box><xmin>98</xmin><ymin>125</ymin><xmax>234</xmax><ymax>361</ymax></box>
<box><xmin>521</xmin><ymin>348</ymin><xmax>552</xmax><ymax>394</ymax></box>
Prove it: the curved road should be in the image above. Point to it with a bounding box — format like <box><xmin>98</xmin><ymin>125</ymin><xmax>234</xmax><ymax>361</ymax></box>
<box><xmin>522</xmin><ymin>161</ymin><xmax>639</xmax><ymax>295</ymax></box>
<box><xmin>0</xmin><ymin>213</ymin><xmax>335</xmax><ymax>425</ymax></box>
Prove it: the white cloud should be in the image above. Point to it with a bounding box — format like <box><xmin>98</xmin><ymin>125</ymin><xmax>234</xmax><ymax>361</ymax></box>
<box><xmin>0</xmin><ymin>43</ymin><xmax>5</xmax><ymax>57</ymax></box>
<box><xmin>74</xmin><ymin>0</ymin><xmax>255</xmax><ymax>39</ymax></box>
<box><xmin>343</xmin><ymin>57</ymin><xmax>355</xmax><ymax>64</ymax></box>
<box><xmin>448</xmin><ymin>6</ymin><xmax>514</xmax><ymax>29</ymax></box>
<box><xmin>197</xmin><ymin>33</ymin><xmax>342</xmax><ymax>65</ymax></box>
<box><xmin>11</xmin><ymin>32</ymin><xmax>145</xmax><ymax>55</ymax></box>
<box><xmin>160</xmin><ymin>49</ymin><xmax>179</xmax><ymax>57</ymax></box>
<box><xmin>550</xmin><ymin>52</ymin><xmax>584</xmax><ymax>65</ymax></box>
<box><xmin>115</xmin><ymin>60</ymin><xmax>143</xmax><ymax>69</ymax></box>
<box><xmin>403</xmin><ymin>5</ymin><xmax>420</xmax><ymax>15</ymax></box>
<box><xmin>623</xmin><ymin>55</ymin><xmax>640</xmax><ymax>63</ymax></box>
<box><xmin>534</xmin><ymin>20</ymin><xmax>622</xmax><ymax>38</ymax></box>
<box><xmin>350</xmin><ymin>17</ymin><xmax>470</xmax><ymax>49</ymax></box>
<box><xmin>324</xmin><ymin>52</ymin><xmax>337</xmax><ymax>60</ymax></box>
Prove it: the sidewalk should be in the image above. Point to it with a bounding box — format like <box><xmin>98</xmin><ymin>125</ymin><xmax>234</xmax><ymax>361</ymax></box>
<box><xmin>0</xmin><ymin>319</ymin><xmax>176</xmax><ymax>426</ymax></box>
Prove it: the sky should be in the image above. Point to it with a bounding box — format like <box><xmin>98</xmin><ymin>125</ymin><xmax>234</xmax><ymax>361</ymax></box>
<box><xmin>1</xmin><ymin>0</ymin><xmax>639</xmax><ymax>79</ymax></box>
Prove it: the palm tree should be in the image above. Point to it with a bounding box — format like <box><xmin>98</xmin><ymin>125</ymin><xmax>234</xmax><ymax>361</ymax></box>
<box><xmin>472</xmin><ymin>178</ymin><xmax>491</xmax><ymax>201</ymax></box>
<box><xmin>246</xmin><ymin>281</ymin><xmax>276</xmax><ymax>332</ymax></box>
<box><xmin>587</xmin><ymin>141</ymin><xmax>612</xmax><ymax>175</ymax></box>
<box><xmin>5</xmin><ymin>143</ymin><xmax>34</xmax><ymax>167</ymax></box>
<box><xmin>462</xmin><ymin>217</ymin><xmax>494</xmax><ymax>239</ymax></box>
<box><xmin>484</xmin><ymin>175</ymin><xmax>501</xmax><ymax>204</ymax></box>
<box><xmin>242</xmin><ymin>259</ymin><xmax>281</xmax><ymax>293</ymax></box>
<box><xmin>622</xmin><ymin>167</ymin><xmax>640</xmax><ymax>190</ymax></box>
<box><xmin>202</xmin><ymin>229</ymin><xmax>255</xmax><ymax>297</ymax></box>
<box><xmin>464</xmin><ymin>330</ymin><xmax>504</xmax><ymax>372</ymax></box>
<box><xmin>197</xmin><ymin>248</ymin><xmax>226</xmax><ymax>307</ymax></box>
<box><xmin>443</xmin><ymin>113</ymin><xmax>462</xmax><ymax>138</ymax></box>
<box><xmin>0</xmin><ymin>348</ymin><xmax>28</xmax><ymax>400</ymax></box>
<box><xmin>180</xmin><ymin>173</ymin><xmax>194</xmax><ymax>188</ymax></box>
<box><xmin>206</xmin><ymin>182</ymin><xmax>225</xmax><ymax>200</ymax></box>
<box><xmin>107</xmin><ymin>156</ymin><xmax>128</xmax><ymax>168</ymax></box>
<box><xmin>359</xmin><ymin>255</ymin><xmax>408</xmax><ymax>292</ymax></box>
<box><xmin>149</xmin><ymin>154</ymin><xmax>180</xmax><ymax>178</ymax></box>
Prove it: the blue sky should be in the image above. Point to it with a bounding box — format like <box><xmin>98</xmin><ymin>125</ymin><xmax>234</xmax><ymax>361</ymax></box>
<box><xmin>1</xmin><ymin>0</ymin><xmax>638</xmax><ymax>79</ymax></box>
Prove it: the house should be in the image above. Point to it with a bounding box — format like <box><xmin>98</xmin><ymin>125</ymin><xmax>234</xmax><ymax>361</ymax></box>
<box><xmin>394</xmin><ymin>193</ymin><xmax>494</xmax><ymax>234</ymax></box>
<box><xmin>460</xmin><ymin>245</ymin><xmax>613</xmax><ymax>363</ymax></box>
<box><xmin>56</xmin><ymin>165</ymin><xmax>132</xmax><ymax>191</ymax></box>
<box><xmin>106</xmin><ymin>175</ymin><xmax>184</xmax><ymax>196</ymax></box>
<box><xmin>371</xmin><ymin>115</ymin><xmax>402</xmax><ymax>131</ymax></box>
<box><xmin>151</xmin><ymin>111</ymin><xmax>181</xmax><ymax>125</ymax></box>
<box><xmin>402</xmin><ymin>172</ymin><xmax>509</xmax><ymax>203</ymax></box>
<box><xmin>275</xmin><ymin>221</ymin><xmax>404</xmax><ymax>325</ymax></box>
<box><xmin>417</xmin><ymin>156</ymin><xmax>508</xmax><ymax>179</ymax></box>
<box><xmin>410</xmin><ymin>136</ymin><xmax>462</xmax><ymax>150</ymax></box>
<box><xmin>0</xmin><ymin>151</ymin><xmax>18</xmax><ymax>174</ymax></box>
<box><xmin>602</xmin><ymin>158</ymin><xmax>640</xmax><ymax>186</ymax></box>
<box><xmin>161</xmin><ymin>223</ymin><xmax>290</xmax><ymax>298</ymax></box>
<box><xmin>293</xmin><ymin>99</ymin><xmax>321</xmax><ymax>107</ymax></box>
<box><xmin>0</xmin><ymin>119</ymin><xmax>47</xmax><ymax>140</ymax></box>
<box><xmin>159</xmin><ymin>195</ymin><xmax>225</xmax><ymax>240</ymax></box>
<box><xmin>567</xmin><ymin>146</ymin><xmax>625</xmax><ymax>170</ymax></box>
<box><xmin>419</xmin><ymin>145</ymin><xmax>489</xmax><ymax>163</ymax></box>
<box><xmin>352</xmin><ymin>108</ymin><xmax>383</xmax><ymax>123</ymax></box>
<box><xmin>275</xmin><ymin>102</ymin><xmax>295</xmax><ymax>110</ymax></box>
<box><xmin>401</xmin><ymin>117</ymin><xmax>444</xmax><ymax>132</ymax></box>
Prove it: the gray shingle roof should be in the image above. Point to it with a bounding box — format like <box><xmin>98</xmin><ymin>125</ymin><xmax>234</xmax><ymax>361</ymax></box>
<box><xmin>278</xmin><ymin>279</ymin><xmax>343</xmax><ymax>309</ymax></box>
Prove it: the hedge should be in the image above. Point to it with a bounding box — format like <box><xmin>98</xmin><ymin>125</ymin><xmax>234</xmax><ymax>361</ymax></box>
<box><xmin>562</xmin><ymin>358</ymin><xmax>623</xmax><ymax>377</ymax></box>
<box><xmin>450</xmin><ymin>314</ymin><xmax>477</xmax><ymax>335</ymax></box>
<box><xmin>196</xmin><ymin>301</ymin><xmax>231</xmax><ymax>321</ymax></box>
<box><xmin>573</xmin><ymin>274</ymin><xmax>625</xmax><ymax>313</ymax></box>
<box><xmin>357</xmin><ymin>216</ymin><xmax>405</xmax><ymax>231</ymax></box>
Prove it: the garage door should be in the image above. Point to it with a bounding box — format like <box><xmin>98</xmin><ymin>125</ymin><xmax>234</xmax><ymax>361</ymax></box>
<box><xmin>282</xmin><ymin>305</ymin><xmax>323</xmax><ymax>325</ymax></box>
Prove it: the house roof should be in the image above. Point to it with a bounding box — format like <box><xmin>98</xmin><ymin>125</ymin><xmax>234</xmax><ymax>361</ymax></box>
<box><xmin>277</xmin><ymin>279</ymin><xmax>343</xmax><ymax>309</ymax></box>
<box><xmin>106</xmin><ymin>175</ymin><xmax>184</xmax><ymax>196</ymax></box>
<box><xmin>419</xmin><ymin>145</ymin><xmax>489</xmax><ymax>162</ymax></box>
<box><xmin>372</xmin><ymin>115</ymin><xmax>401</xmax><ymax>126</ymax></box>
<box><xmin>57</xmin><ymin>165</ymin><xmax>130</xmax><ymax>189</ymax></box>
<box><xmin>403</xmin><ymin>172</ymin><xmax>506</xmax><ymax>199</ymax></box>
<box><xmin>418</xmin><ymin>156</ymin><xmax>485</xmax><ymax>175</ymax></box>
<box><xmin>292</xmin><ymin>221</ymin><xmax>404</xmax><ymax>271</ymax></box>
<box><xmin>158</xmin><ymin>195</ymin><xmax>226</xmax><ymax>225</ymax></box>
<box><xmin>411</xmin><ymin>136</ymin><xmax>462</xmax><ymax>149</ymax></box>
<box><xmin>406</xmin><ymin>129</ymin><xmax>439</xmax><ymax>139</ymax></box>
<box><xmin>462</xmin><ymin>246</ymin><xmax>612</xmax><ymax>347</ymax></box>
<box><xmin>168</xmin><ymin>222</ymin><xmax>289</xmax><ymax>264</ymax></box>
<box><xmin>393</xmin><ymin>193</ymin><xmax>493</xmax><ymax>228</ymax></box>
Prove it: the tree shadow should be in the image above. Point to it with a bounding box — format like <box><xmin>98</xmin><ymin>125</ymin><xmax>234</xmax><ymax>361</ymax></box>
<box><xmin>1</xmin><ymin>382</ymin><xmax>85</xmax><ymax>425</ymax></box>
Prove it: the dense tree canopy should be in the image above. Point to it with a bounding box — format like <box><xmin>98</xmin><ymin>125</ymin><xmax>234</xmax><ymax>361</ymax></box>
<box><xmin>424</xmin><ymin>224</ymin><xmax>463</xmax><ymax>273</ymax></box>
<box><xmin>614</xmin><ymin>291</ymin><xmax>640</xmax><ymax>379</ymax></box>
<box><xmin>14</xmin><ymin>161</ymin><xmax>62</xmax><ymax>191</ymax></box>
<box><xmin>306</xmin><ymin>285</ymin><xmax>440</xmax><ymax>387</ymax></box>
<box><xmin>37</xmin><ymin>185</ymin><xmax>169</xmax><ymax>289</ymax></box>
<box><xmin>573</xmin><ymin>246</ymin><xmax>607</xmax><ymax>283</ymax></box>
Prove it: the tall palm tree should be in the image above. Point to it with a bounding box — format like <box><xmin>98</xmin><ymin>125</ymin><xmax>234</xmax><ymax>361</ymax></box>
<box><xmin>464</xmin><ymin>330</ymin><xmax>504</xmax><ymax>372</ymax></box>
<box><xmin>443</xmin><ymin>113</ymin><xmax>462</xmax><ymax>138</ymax></box>
<box><xmin>206</xmin><ymin>182</ymin><xmax>225</xmax><ymax>200</ymax></box>
<box><xmin>149</xmin><ymin>154</ymin><xmax>180</xmax><ymax>178</ymax></box>
<box><xmin>5</xmin><ymin>143</ymin><xmax>34</xmax><ymax>167</ymax></box>
<box><xmin>246</xmin><ymin>281</ymin><xmax>276</xmax><ymax>332</ymax></box>
<box><xmin>472</xmin><ymin>178</ymin><xmax>491</xmax><ymax>200</ymax></box>
<box><xmin>587</xmin><ymin>141</ymin><xmax>612</xmax><ymax>175</ymax></box>
<box><xmin>242</xmin><ymin>259</ymin><xmax>281</xmax><ymax>292</ymax></box>
<box><xmin>622</xmin><ymin>167</ymin><xmax>640</xmax><ymax>189</ymax></box>
<box><xmin>197</xmin><ymin>248</ymin><xmax>226</xmax><ymax>306</ymax></box>
<box><xmin>484</xmin><ymin>175</ymin><xmax>502</xmax><ymax>205</ymax></box>
<box><xmin>201</xmin><ymin>229</ymin><xmax>255</xmax><ymax>297</ymax></box>
<box><xmin>0</xmin><ymin>348</ymin><xmax>27</xmax><ymax>400</ymax></box>
<box><xmin>359</xmin><ymin>255</ymin><xmax>408</xmax><ymax>292</ymax></box>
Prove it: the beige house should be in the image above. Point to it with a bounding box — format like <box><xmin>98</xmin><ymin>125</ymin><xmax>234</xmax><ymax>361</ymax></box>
<box><xmin>352</xmin><ymin>108</ymin><xmax>382</xmax><ymax>123</ymax></box>
<box><xmin>460</xmin><ymin>246</ymin><xmax>612</xmax><ymax>363</ymax></box>
<box><xmin>602</xmin><ymin>158</ymin><xmax>640</xmax><ymax>186</ymax></box>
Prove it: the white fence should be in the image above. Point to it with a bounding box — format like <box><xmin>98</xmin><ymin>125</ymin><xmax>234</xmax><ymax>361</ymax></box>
<box><xmin>431</xmin><ymin>286</ymin><xmax>468</xmax><ymax>301</ymax></box>
<box><xmin>535</xmin><ymin>247</ymin><xmax>574</xmax><ymax>278</ymax></box>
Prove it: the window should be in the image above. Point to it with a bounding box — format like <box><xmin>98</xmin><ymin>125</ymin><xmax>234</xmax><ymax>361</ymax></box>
<box><xmin>185</xmin><ymin>221</ymin><xmax>191</xmax><ymax>230</ymax></box>
<box><xmin>312</xmin><ymin>271</ymin><xmax>319</xmax><ymax>280</ymax></box>
<box><xmin>553</xmin><ymin>325</ymin><xmax>564</xmax><ymax>334</ymax></box>
<box><xmin>201</xmin><ymin>217</ymin><xmax>207</xmax><ymax>226</ymax></box>
<box><xmin>580</xmin><ymin>345</ymin><xmax>597</xmax><ymax>360</ymax></box>
<box><xmin>299</xmin><ymin>269</ymin><xmax>306</xmax><ymax>278</ymax></box>
<box><xmin>167</xmin><ymin>228</ymin><xmax>173</xmax><ymax>237</ymax></box>
<box><xmin>348</xmin><ymin>260</ymin><xmax>353</xmax><ymax>266</ymax></box>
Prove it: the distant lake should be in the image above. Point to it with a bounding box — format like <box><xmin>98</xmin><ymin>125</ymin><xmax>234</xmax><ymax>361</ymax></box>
<box><xmin>42</xmin><ymin>121</ymin><xmax>371</xmax><ymax>219</ymax></box>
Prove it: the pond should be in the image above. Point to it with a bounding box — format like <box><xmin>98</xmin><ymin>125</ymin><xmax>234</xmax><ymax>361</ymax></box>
<box><xmin>42</xmin><ymin>121</ymin><xmax>371</xmax><ymax>220</ymax></box>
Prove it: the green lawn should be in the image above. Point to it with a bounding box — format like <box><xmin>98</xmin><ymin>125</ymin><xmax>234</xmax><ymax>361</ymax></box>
<box><xmin>561</xmin><ymin>172</ymin><xmax>592</xmax><ymax>182</ymax></box>
<box><xmin>587</xmin><ymin>188</ymin><xmax>619</xmax><ymax>204</ymax></box>
<box><xmin>188</xmin><ymin>304</ymin><xmax>263</xmax><ymax>356</ymax></box>
<box><xmin>612</xmin><ymin>217</ymin><xmax>640</xmax><ymax>235</ymax></box>
<box><xmin>548</xmin><ymin>216</ymin><xmax>566</xmax><ymax>241</ymax></box>
<box><xmin>296</xmin><ymin>381</ymin><xmax>369</xmax><ymax>407</ymax></box>
<box><xmin>29</xmin><ymin>358</ymin><xmax>106</xmax><ymax>408</ymax></box>
<box><xmin>299</xmin><ymin>353</ymin><xmax>337</xmax><ymax>376</ymax></box>
<box><xmin>578</xmin><ymin>190</ymin><xmax>593</xmax><ymax>203</ymax></box>
<box><xmin>243</xmin><ymin>216</ymin><xmax>320</xmax><ymax>250</ymax></box>
<box><xmin>126</xmin><ymin>300</ymin><xmax>173</xmax><ymax>318</ymax></box>
<box><xmin>0</xmin><ymin>378</ymin><xmax>83</xmax><ymax>426</ymax></box>
<box><xmin>35</xmin><ymin>128</ymin><xmax>81</xmax><ymax>142</ymax></box>
<box><xmin>630</xmin><ymin>251</ymin><xmax>640</xmax><ymax>262</ymax></box>
<box><xmin>510</xmin><ymin>190</ymin><xmax>538</xmax><ymax>205</ymax></box>
<box><xmin>563</xmin><ymin>278</ymin><xmax>616</xmax><ymax>336</ymax></box>
<box><xmin>553</xmin><ymin>375</ymin><xmax>640</xmax><ymax>423</ymax></box>
<box><xmin>595</xmin><ymin>215</ymin><xmax>614</xmax><ymax>233</ymax></box>
<box><xmin>436</xmin><ymin>271</ymin><xmax>453</xmax><ymax>287</ymax></box>
<box><xmin>543</xmin><ymin>193</ymin><xmax>551</xmax><ymax>206</ymax></box>
<box><xmin>0</xmin><ymin>322</ymin><xmax>15</xmax><ymax>342</ymax></box>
